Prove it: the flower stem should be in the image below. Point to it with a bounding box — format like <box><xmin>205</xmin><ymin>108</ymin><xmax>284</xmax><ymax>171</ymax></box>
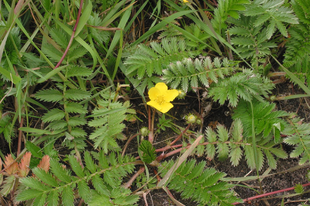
<box><xmin>148</xmin><ymin>108</ymin><xmax>155</xmax><ymax>144</ymax></box>
<box><xmin>54</xmin><ymin>0</ymin><xmax>84</xmax><ymax>70</ymax></box>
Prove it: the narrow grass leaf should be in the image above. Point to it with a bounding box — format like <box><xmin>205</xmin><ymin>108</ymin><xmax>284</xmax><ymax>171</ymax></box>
<box><xmin>75</xmin><ymin>0</ymin><xmax>92</xmax><ymax>37</ymax></box>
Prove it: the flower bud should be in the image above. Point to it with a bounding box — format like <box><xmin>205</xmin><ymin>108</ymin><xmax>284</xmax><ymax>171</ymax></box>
<box><xmin>186</xmin><ymin>114</ymin><xmax>197</xmax><ymax>124</ymax></box>
<box><xmin>140</xmin><ymin>127</ymin><xmax>149</xmax><ymax>136</ymax></box>
<box><xmin>177</xmin><ymin>90</ymin><xmax>186</xmax><ymax>99</ymax></box>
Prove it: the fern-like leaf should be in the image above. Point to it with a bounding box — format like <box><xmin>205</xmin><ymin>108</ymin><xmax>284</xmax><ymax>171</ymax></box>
<box><xmin>232</xmin><ymin>99</ymin><xmax>288</xmax><ymax>138</ymax></box>
<box><xmin>122</xmin><ymin>38</ymin><xmax>201</xmax><ymax>95</ymax></box>
<box><xmin>212</xmin><ymin>0</ymin><xmax>250</xmax><ymax>32</ymax></box>
<box><xmin>163</xmin><ymin>57</ymin><xmax>235</xmax><ymax>92</ymax></box>
<box><xmin>88</xmin><ymin>98</ymin><xmax>129</xmax><ymax>153</ymax></box>
<box><xmin>35</xmin><ymin>89</ymin><xmax>63</xmax><ymax>103</ymax></box>
<box><xmin>283</xmin><ymin>0</ymin><xmax>310</xmax><ymax>85</ymax></box>
<box><xmin>66</xmin><ymin>66</ymin><xmax>93</xmax><ymax>77</ymax></box>
<box><xmin>283</xmin><ymin>116</ymin><xmax>310</xmax><ymax>165</ymax></box>
<box><xmin>42</xmin><ymin>109</ymin><xmax>65</xmax><ymax>123</ymax></box>
<box><xmin>17</xmin><ymin>153</ymin><xmax>137</xmax><ymax>206</ymax></box>
<box><xmin>159</xmin><ymin>159</ymin><xmax>242</xmax><ymax>205</ymax></box>
<box><xmin>243</xmin><ymin>0</ymin><xmax>298</xmax><ymax>39</ymax></box>
<box><xmin>209</xmin><ymin>69</ymin><xmax>274</xmax><ymax>107</ymax></box>
<box><xmin>64</xmin><ymin>89</ymin><xmax>90</xmax><ymax>101</ymax></box>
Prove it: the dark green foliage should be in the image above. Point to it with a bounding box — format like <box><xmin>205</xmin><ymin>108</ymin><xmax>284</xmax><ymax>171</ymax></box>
<box><xmin>88</xmin><ymin>13</ymin><xmax>112</xmax><ymax>47</ymax></box>
<box><xmin>283</xmin><ymin>0</ymin><xmax>310</xmax><ymax>85</ymax></box>
<box><xmin>159</xmin><ymin>159</ymin><xmax>242</xmax><ymax>205</ymax></box>
<box><xmin>16</xmin><ymin>152</ymin><xmax>138</xmax><ymax>206</ymax></box>
<box><xmin>34</xmin><ymin>71</ymin><xmax>91</xmax><ymax>152</ymax></box>
<box><xmin>233</xmin><ymin>99</ymin><xmax>288</xmax><ymax>139</ymax></box>
<box><xmin>212</xmin><ymin>0</ymin><xmax>250</xmax><ymax>32</ymax></box>
<box><xmin>228</xmin><ymin>15</ymin><xmax>277</xmax><ymax>59</ymax></box>
<box><xmin>88</xmin><ymin>94</ymin><xmax>130</xmax><ymax>153</ymax></box>
<box><xmin>163</xmin><ymin>57</ymin><xmax>236</xmax><ymax>92</ymax></box>
<box><xmin>0</xmin><ymin>114</ymin><xmax>14</xmax><ymax>144</ymax></box>
<box><xmin>202</xmin><ymin>119</ymin><xmax>287</xmax><ymax>170</ymax></box>
<box><xmin>122</xmin><ymin>38</ymin><xmax>201</xmax><ymax>95</ymax></box>
<box><xmin>139</xmin><ymin>140</ymin><xmax>156</xmax><ymax>164</ymax></box>
<box><xmin>208</xmin><ymin>69</ymin><xmax>274</xmax><ymax>107</ymax></box>
<box><xmin>1</xmin><ymin>27</ymin><xmax>21</xmax><ymax>68</ymax></box>
<box><xmin>283</xmin><ymin>116</ymin><xmax>310</xmax><ymax>165</ymax></box>
<box><xmin>243</xmin><ymin>0</ymin><xmax>298</xmax><ymax>39</ymax></box>
<box><xmin>42</xmin><ymin>27</ymin><xmax>88</xmax><ymax>63</ymax></box>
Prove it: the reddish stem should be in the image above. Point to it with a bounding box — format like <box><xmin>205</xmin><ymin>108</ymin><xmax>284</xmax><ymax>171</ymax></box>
<box><xmin>53</xmin><ymin>0</ymin><xmax>84</xmax><ymax>69</ymax></box>
<box><xmin>155</xmin><ymin>124</ymin><xmax>191</xmax><ymax>153</ymax></box>
<box><xmin>122</xmin><ymin>133</ymin><xmax>140</xmax><ymax>157</ymax></box>
<box><xmin>123</xmin><ymin>167</ymin><xmax>145</xmax><ymax>189</ymax></box>
<box><xmin>233</xmin><ymin>182</ymin><xmax>310</xmax><ymax>205</ymax></box>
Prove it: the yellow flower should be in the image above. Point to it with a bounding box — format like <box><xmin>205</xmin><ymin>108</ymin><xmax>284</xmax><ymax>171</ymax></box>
<box><xmin>183</xmin><ymin>0</ymin><xmax>189</xmax><ymax>3</ymax></box>
<box><xmin>147</xmin><ymin>82</ymin><xmax>179</xmax><ymax>113</ymax></box>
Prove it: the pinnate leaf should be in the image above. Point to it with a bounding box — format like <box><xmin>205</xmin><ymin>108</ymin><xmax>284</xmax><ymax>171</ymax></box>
<box><xmin>35</xmin><ymin>89</ymin><xmax>63</xmax><ymax>102</ymax></box>
<box><xmin>65</xmin><ymin>89</ymin><xmax>90</xmax><ymax>100</ymax></box>
<box><xmin>42</xmin><ymin>109</ymin><xmax>65</xmax><ymax>123</ymax></box>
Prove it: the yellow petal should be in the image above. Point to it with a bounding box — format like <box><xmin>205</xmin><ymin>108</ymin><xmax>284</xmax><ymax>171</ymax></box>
<box><xmin>148</xmin><ymin>87</ymin><xmax>160</xmax><ymax>101</ymax></box>
<box><xmin>164</xmin><ymin>89</ymin><xmax>179</xmax><ymax>102</ymax></box>
<box><xmin>155</xmin><ymin>82</ymin><xmax>168</xmax><ymax>93</ymax></box>
<box><xmin>159</xmin><ymin>102</ymin><xmax>174</xmax><ymax>113</ymax></box>
<box><xmin>147</xmin><ymin>100</ymin><xmax>161</xmax><ymax>110</ymax></box>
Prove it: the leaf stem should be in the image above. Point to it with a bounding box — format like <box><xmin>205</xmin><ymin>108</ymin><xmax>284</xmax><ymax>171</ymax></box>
<box><xmin>53</xmin><ymin>0</ymin><xmax>84</xmax><ymax>70</ymax></box>
<box><xmin>233</xmin><ymin>182</ymin><xmax>310</xmax><ymax>205</ymax></box>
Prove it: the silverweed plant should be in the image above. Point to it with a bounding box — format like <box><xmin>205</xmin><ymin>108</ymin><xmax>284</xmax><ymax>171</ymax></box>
<box><xmin>1</xmin><ymin>0</ymin><xmax>310</xmax><ymax>205</ymax></box>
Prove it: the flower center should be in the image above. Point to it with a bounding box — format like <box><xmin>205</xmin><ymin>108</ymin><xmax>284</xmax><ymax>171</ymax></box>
<box><xmin>156</xmin><ymin>95</ymin><xmax>166</xmax><ymax>105</ymax></box>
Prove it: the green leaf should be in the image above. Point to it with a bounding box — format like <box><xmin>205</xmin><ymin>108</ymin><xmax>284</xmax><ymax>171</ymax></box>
<box><xmin>65</xmin><ymin>102</ymin><xmax>87</xmax><ymax>114</ymax></box>
<box><xmin>276</xmin><ymin>21</ymin><xmax>288</xmax><ymax>37</ymax></box>
<box><xmin>42</xmin><ymin>109</ymin><xmax>65</xmax><ymax>123</ymax></box>
<box><xmin>62</xmin><ymin>186</ymin><xmax>74</xmax><ymax>206</ymax></box>
<box><xmin>47</xmin><ymin>190</ymin><xmax>59</xmax><ymax>206</ymax></box>
<box><xmin>37</xmin><ymin>66</ymin><xmax>66</xmax><ymax>83</ymax></box>
<box><xmin>68</xmin><ymin>117</ymin><xmax>87</xmax><ymax>127</ymax></box>
<box><xmin>25</xmin><ymin>141</ymin><xmax>43</xmax><ymax>158</ymax></box>
<box><xmin>75</xmin><ymin>0</ymin><xmax>92</xmax><ymax>37</ymax></box>
<box><xmin>32</xmin><ymin>168</ymin><xmax>59</xmax><ymax>187</ymax></box>
<box><xmin>217</xmin><ymin>125</ymin><xmax>229</xmax><ymax>141</ymax></box>
<box><xmin>270</xmin><ymin>148</ymin><xmax>287</xmax><ymax>159</ymax></box>
<box><xmin>67</xmin><ymin>66</ymin><xmax>92</xmax><ymax>77</ymax></box>
<box><xmin>0</xmin><ymin>66</ymin><xmax>21</xmax><ymax>84</ymax></box>
<box><xmin>231</xmin><ymin>119</ymin><xmax>243</xmax><ymax>142</ymax></box>
<box><xmin>68</xmin><ymin>155</ymin><xmax>84</xmax><ymax>178</ymax></box>
<box><xmin>20</xmin><ymin>177</ymin><xmax>51</xmax><ymax>191</ymax></box>
<box><xmin>33</xmin><ymin>193</ymin><xmax>47</xmax><ymax>206</ymax></box>
<box><xmin>35</xmin><ymin>89</ymin><xmax>63</xmax><ymax>102</ymax></box>
<box><xmin>92</xmin><ymin>174</ymin><xmax>109</xmax><ymax>195</ymax></box>
<box><xmin>264</xmin><ymin>149</ymin><xmax>276</xmax><ymax>169</ymax></box>
<box><xmin>19</xmin><ymin>127</ymin><xmax>55</xmax><ymax>135</ymax></box>
<box><xmin>139</xmin><ymin>140</ymin><xmax>156</xmax><ymax>164</ymax></box>
<box><xmin>50</xmin><ymin>159</ymin><xmax>72</xmax><ymax>183</ymax></box>
<box><xmin>84</xmin><ymin>151</ymin><xmax>97</xmax><ymax>173</ymax></box>
<box><xmin>88</xmin><ymin>190</ymin><xmax>111</xmax><ymax>206</ymax></box>
<box><xmin>244</xmin><ymin>145</ymin><xmax>255</xmax><ymax>169</ymax></box>
<box><xmin>294</xmin><ymin>184</ymin><xmax>304</xmax><ymax>194</ymax></box>
<box><xmin>65</xmin><ymin>89</ymin><xmax>90</xmax><ymax>100</ymax></box>
<box><xmin>16</xmin><ymin>189</ymin><xmax>43</xmax><ymax>201</ymax></box>
<box><xmin>78</xmin><ymin>181</ymin><xmax>90</xmax><ymax>202</ymax></box>
<box><xmin>229</xmin><ymin>147</ymin><xmax>242</xmax><ymax>166</ymax></box>
<box><xmin>113</xmin><ymin>194</ymin><xmax>139</xmax><ymax>205</ymax></box>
